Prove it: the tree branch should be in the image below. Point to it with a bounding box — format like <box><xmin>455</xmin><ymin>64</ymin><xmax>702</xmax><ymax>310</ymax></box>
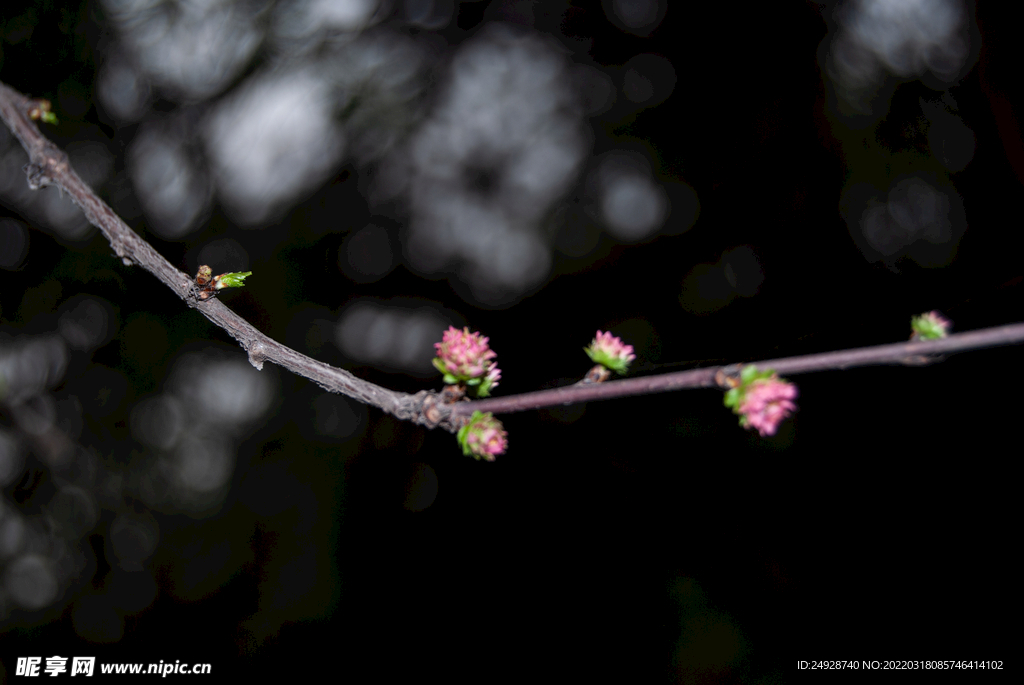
<box><xmin>452</xmin><ymin>322</ymin><xmax>1024</xmax><ymax>416</ymax></box>
<box><xmin>3</xmin><ymin>80</ymin><xmax>1022</xmax><ymax>436</ymax></box>
<box><xmin>0</xmin><ymin>80</ymin><xmax>453</xmax><ymax>432</ymax></box>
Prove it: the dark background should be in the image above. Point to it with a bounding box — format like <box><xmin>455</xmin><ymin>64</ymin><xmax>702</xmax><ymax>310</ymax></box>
<box><xmin>0</xmin><ymin>1</ymin><xmax>1019</xmax><ymax>682</ymax></box>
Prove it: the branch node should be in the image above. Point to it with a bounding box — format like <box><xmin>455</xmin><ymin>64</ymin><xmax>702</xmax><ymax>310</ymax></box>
<box><xmin>419</xmin><ymin>392</ymin><xmax>446</xmax><ymax>428</ymax></box>
<box><xmin>577</xmin><ymin>364</ymin><xmax>612</xmax><ymax>385</ymax></box>
<box><xmin>714</xmin><ymin>365</ymin><xmax>742</xmax><ymax>389</ymax></box>
<box><xmin>23</xmin><ymin>162</ymin><xmax>56</xmax><ymax>190</ymax></box>
<box><xmin>247</xmin><ymin>341</ymin><xmax>268</xmax><ymax>371</ymax></box>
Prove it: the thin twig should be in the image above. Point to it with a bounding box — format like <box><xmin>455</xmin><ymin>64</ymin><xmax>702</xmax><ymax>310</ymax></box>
<box><xmin>452</xmin><ymin>323</ymin><xmax>1024</xmax><ymax>416</ymax></box>
<box><xmin>2</xmin><ymin>80</ymin><xmax>1022</xmax><ymax>433</ymax></box>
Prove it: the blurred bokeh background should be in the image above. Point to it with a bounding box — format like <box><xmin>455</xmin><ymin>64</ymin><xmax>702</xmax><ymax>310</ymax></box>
<box><xmin>0</xmin><ymin>1</ymin><xmax>1020</xmax><ymax>681</ymax></box>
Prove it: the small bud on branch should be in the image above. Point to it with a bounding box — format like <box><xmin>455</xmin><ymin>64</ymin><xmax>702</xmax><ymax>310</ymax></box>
<box><xmin>433</xmin><ymin>326</ymin><xmax>500</xmax><ymax>398</ymax></box>
<box><xmin>457</xmin><ymin>411</ymin><xmax>508</xmax><ymax>460</ymax></box>
<box><xmin>911</xmin><ymin>311</ymin><xmax>951</xmax><ymax>341</ymax></box>
<box><xmin>722</xmin><ymin>366</ymin><xmax>798</xmax><ymax>437</ymax></box>
<box><xmin>28</xmin><ymin>99</ymin><xmax>58</xmax><ymax>125</ymax></box>
<box><xmin>584</xmin><ymin>331</ymin><xmax>636</xmax><ymax>375</ymax></box>
<box><xmin>193</xmin><ymin>266</ymin><xmax>252</xmax><ymax>301</ymax></box>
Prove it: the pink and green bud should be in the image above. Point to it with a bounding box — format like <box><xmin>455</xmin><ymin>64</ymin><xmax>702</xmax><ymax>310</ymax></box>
<box><xmin>476</xmin><ymin>363</ymin><xmax>501</xmax><ymax>398</ymax></box>
<box><xmin>584</xmin><ymin>330</ymin><xmax>636</xmax><ymax>375</ymax></box>
<box><xmin>723</xmin><ymin>366</ymin><xmax>798</xmax><ymax>437</ymax></box>
<box><xmin>433</xmin><ymin>326</ymin><xmax>499</xmax><ymax>390</ymax></box>
<box><xmin>457</xmin><ymin>411</ymin><xmax>507</xmax><ymax>461</ymax></box>
<box><xmin>911</xmin><ymin>311</ymin><xmax>951</xmax><ymax>341</ymax></box>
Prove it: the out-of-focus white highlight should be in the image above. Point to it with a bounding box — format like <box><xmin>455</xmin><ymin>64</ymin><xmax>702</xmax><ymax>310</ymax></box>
<box><xmin>205</xmin><ymin>69</ymin><xmax>346</xmax><ymax>225</ymax></box>
<box><xmin>125</xmin><ymin>352</ymin><xmax>275</xmax><ymax>511</ymax></box>
<box><xmin>100</xmin><ymin>0</ymin><xmax>262</xmax><ymax>100</ymax></box>
<box><xmin>601</xmin><ymin>175</ymin><xmax>668</xmax><ymax>241</ymax></box>
<box><xmin>131</xmin><ymin>395</ymin><xmax>184</xmax><ymax>451</ymax></box>
<box><xmin>174</xmin><ymin>435</ymin><xmax>234</xmax><ymax>493</ymax></box>
<box><xmin>0</xmin><ymin>336</ymin><xmax>69</xmax><ymax>405</ymax></box>
<box><xmin>5</xmin><ymin>555</ymin><xmax>58</xmax><ymax>610</ymax></box>
<box><xmin>862</xmin><ymin>177</ymin><xmax>951</xmax><ymax>255</ymax></box>
<box><xmin>58</xmin><ymin>298</ymin><xmax>112</xmax><ymax>352</ymax></box>
<box><xmin>310</xmin><ymin>0</ymin><xmax>378</xmax><ymax>28</ymax></box>
<box><xmin>96</xmin><ymin>59</ymin><xmax>150</xmax><ymax>124</ymax></box>
<box><xmin>841</xmin><ymin>174</ymin><xmax>964</xmax><ymax>267</ymax></box>
<box><xmin>830</xmin><ymin>0</ymin><xmax>969</xmax><ymax>108</ymax></box>
<box><xmin>270</xmin><ymin>0</ymin><xmax>386</xmax><ymax>50</ymax></box>
<box><xmin>397</xmin><ymin>28</ymin><xmax>586</xmax><ymax>305</ymax></box>
<box><xmin>129</xmin><ymin>127</ymin><xmax>210</xmax><ymax>239</ymax></box>
<box><xmin>0</xmin><ymin>510</ymin><xmax>27</xmax><ymax>560</ymax></box>
<box><xmin>172</xmin><ymin>356</ymin><xmax>274</xmax><ymax>425</ymax></box>
<box><xmin>593</xmin><ymin>153</ymin><xmax>669</xmax><ymax>242</ymax></box>
<box><xmin>335</xmin><ymin>302</ymin><xmax>449</xmax><ymax>375</ymax></box>
<box><xmin>10</xmin><ymin>395</ymin><xmax>57</xmax><ymax>437</ymax></box>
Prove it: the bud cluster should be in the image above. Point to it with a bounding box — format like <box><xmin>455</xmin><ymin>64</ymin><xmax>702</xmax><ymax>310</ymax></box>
<box><xmin>723</xmin><ymin>365</ymin><xmax>798</xmax><ymax>437</ymax></box>
<box><xmin>584</xmin><ymin>330</ymin><xmax>636</xmax><ymax>375</ymax></box>
<box><xmin>433</xmin><ymin>326</ymin><xmax>501</xmax><ymax>398</ymax></box>
<box><xmin>911</xmin><ymin>311</ymin><xmax>951</xmax><ymax>341</ymax></box>
<box><xmin>457</xmin><ymin>411</ymin><xmax>508</xmax><ymax>461</ymax></box>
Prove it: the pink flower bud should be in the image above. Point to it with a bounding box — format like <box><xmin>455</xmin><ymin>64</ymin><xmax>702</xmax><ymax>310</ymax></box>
<box><xmin>910</xmin><ymin>311</ymin><xmax>951</xmax><ymax>340</ymax></box>
<box><xmin>737</xmin><ymin>377</ymin><xmax>798</xmax><ymax>437</ymax></box>
<box><xmin>433</xmin><ymin>326</ymin><xmax>498</xmax><ymax>383</ymax></box>
<box><xmin>584</xmin><ymin>330</ymin><xmax>636</xmax><ymax>374</ymax></box>
<box><xmin>485</xmin><ymin>364</ymin><xmax>501</xmax><ymax>390</ymax></box>
<box><xmin>458</xmin><ymin>411</ymin><xmax>507</xmax><ymax>461</ymax></box>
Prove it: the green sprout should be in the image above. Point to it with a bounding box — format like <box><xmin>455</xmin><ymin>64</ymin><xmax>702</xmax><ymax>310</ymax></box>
<box><xmin>214</xmin><ymin>271</ymin><xmax>252</xmax><ymax>289</ymax></box>
<box><xmin>194</xmin><ymin>266</ymin><xmax>253</xmax><ymax>301</ymax></box>
<box><xmin>29</xmin><ymin>100</ymin><xmax>58</xmax><ymax>125</ymax></box>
